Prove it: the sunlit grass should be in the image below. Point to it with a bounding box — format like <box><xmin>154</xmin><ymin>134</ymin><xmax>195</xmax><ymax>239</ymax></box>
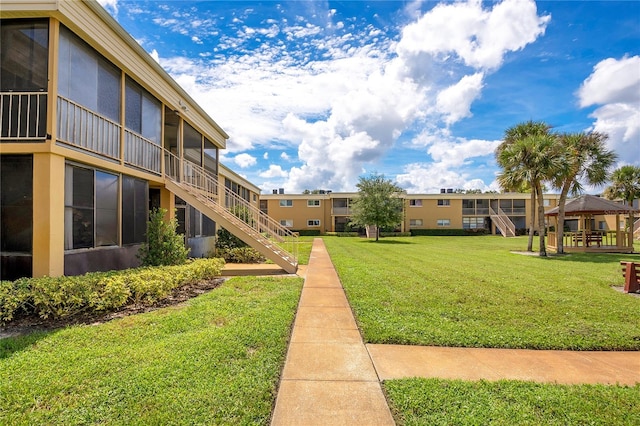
<box><xmin>323</xmin><ymin>236</ymin><xmax>640</xmax><ymax>350</ymax></box>
<box><xmin>0</xmin><ymin>276</ymin><xmax>303</xmax><ymax>425</ymax></box>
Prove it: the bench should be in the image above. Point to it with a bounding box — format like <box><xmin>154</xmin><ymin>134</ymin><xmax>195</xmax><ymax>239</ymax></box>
<box><xmin>620</xmin><ymin>261</ymin><xmax>640</xmax><ymax>293</ymax></box>
<box><xmin>573</xmin><ymin>233</ymin><xmax>603</xmax><ymax>247</ymax></box>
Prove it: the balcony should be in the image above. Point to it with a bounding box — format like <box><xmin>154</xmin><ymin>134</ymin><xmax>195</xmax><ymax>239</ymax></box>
<box><xmin>0</xmin><ymin>92</ymin><xmax>47</xmax><ymax>141</ymax></box>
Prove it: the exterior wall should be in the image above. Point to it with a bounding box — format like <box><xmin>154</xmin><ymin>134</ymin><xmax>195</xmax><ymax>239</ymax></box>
<box><xmin>0</xmin><ymin>2</ymin><xmax>233</xmax><ymax>278</ymax></box>
<box><xmin>261</xmin><ymin>192</ymin><xmax>563</xmax><ymax>235</ymax></box>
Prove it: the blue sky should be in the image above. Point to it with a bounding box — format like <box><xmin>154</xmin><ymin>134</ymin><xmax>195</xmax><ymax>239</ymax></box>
<box><xmin>99</xmin><ymin>0</ymin><xmax>640</xmax><ymax>194</ymax></box>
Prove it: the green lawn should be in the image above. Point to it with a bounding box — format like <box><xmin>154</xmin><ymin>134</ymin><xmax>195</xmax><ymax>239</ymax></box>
<box><xmin>0</xmin><ymin>276</ymin><xmax>303</xmax><ymax>425</ymax></box>
<box><xmin>323</xmin><ymin>236</ymin><xmax>640</xmax><ymax>350</ymax></box>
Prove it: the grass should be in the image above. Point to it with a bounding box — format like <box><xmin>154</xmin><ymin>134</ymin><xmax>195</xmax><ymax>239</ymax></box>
<box><xmin>323</xmin><ymin>236</ymin><xmax>640</xmax><ymax>350</ymax></box>
<box><xmin>0</xmin><ymin>276</ymin><xmax>303</xmax><ymax>425</ymax></box>
<box><xmin>384</xmin><ymin>378</ymin><xmax>640</xmax><ymax>425</ymax></box>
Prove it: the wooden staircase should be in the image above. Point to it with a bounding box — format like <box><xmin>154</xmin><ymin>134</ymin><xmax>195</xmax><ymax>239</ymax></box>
<box><xmin>164</xmin><ymin>151</ymin><xmax>298</xmax><ymax>273</ymax></box>
<box><xmin>489</xmin><ymin>206</ymin><xmax>516</xmax><ymax>237</ymax></box>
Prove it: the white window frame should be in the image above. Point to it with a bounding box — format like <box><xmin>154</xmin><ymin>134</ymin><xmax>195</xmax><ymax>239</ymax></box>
<box><xmin>280</xmin><ymin>219</ymin><xmax>293</xmax><ymax>227</ymax></box>
<box><xmin>307</xmin><ymin>219</ymin><xmax>320</xmax><ymax>227</ymax></box>
<box><xmin>409</xmin><ymin>219</ymin><xmax>423</xmax><ymax>227</ymax></box>
<box><xmin>409</xmin><ymin>199</ymin><xmax>422</xmax><ymax>207</ymax></box>
<box><xmin>307</xmin><ymin>199</ymin><xmax>321</xmax><ymax>207</ymax></box>
<box><xmin>437</xmin><ymin>219</ymin><xmax>451</xmax><ymax>227</ymax></box>
<box><xmin>437</xmin><ymin>199</ymin><xmax>450</xmax><ymax>207</ymax></box>
<box><xmin>279</xmin><ymin>199</ymin><xmax>293</xmax><ymax>207</ymax></box>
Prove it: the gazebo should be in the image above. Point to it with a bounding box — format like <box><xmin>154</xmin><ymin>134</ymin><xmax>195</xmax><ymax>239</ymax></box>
<box><xmin>546</xmin><ymin>194</ymin><xmax>637</xmax><ymax>253</ymax></box>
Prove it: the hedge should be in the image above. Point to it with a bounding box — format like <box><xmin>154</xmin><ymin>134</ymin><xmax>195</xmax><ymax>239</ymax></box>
<box><xmin>294</xmin><ymin>230</ymin><xmax>322</xmax><ymax>236</ymax></box>
<box><xmin>0</xmin><ymin>258</ymin><xmax>225</xmax><ymax>324</ymax></box>
<box><xmin>325</xmin><ymin>232</ymin><xmax>360</xmax><ymax>237</ymax></box>
<box><xmin>410</xmin><ymin>228</ymin><xmax>488</xmax><ymax>236</ymax></box>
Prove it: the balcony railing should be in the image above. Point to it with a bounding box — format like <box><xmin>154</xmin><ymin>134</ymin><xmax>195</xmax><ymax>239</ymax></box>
<box><xmin>57</xmin><ymin>96</ymin><xmax>120</xmax><ymax>160</ymax></box>
<box><xmin>0</xmin><ymin>91</ymin><xmax>47</xmax><ymax>140</ymax></box>
<box><xmin>332</xmin><ymin>207</ymin><xmax>351</xmax><ymax>215</ymax></box>
<box><xmin>124</xmin><ymin>130</ymin><xmax>162</xmax><ymax>175</ymax></box>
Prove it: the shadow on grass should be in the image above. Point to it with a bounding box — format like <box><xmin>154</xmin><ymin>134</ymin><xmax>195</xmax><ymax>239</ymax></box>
<box><xmin>0</xmin><ymin>329</ymin><xmax>57</xmax><ymax>360</ymax></box>
<box><xmin>361</xmin><ymin>239</ymin><xmax>415</xmax><ymax>245</ymax></box>
<box><xmin>545</xmin><ymin>252</ymin><xmax>640</xmax><ymax>264</ymax></box>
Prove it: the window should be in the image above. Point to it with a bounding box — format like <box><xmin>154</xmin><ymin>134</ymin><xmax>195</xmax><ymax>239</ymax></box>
<box><xmin>463</xmin><ymin>217</ymin><xmax>485</xmax><ymax>229</ymax></box>
<box><xmin>280</xmin><ymin>219</ymin><xmax>293</xmax><ymax>227</ymax></box>
<box><xmin>543</xmin><ymin>199</ymin><xmax>551</xmax><ymax>207</ymax></box>
<box><xmin>409</xmin><ymin>219</ymin><xmax>423</xmax><ymax>227</ymax></box>
<box><xmin>437</xmin><ymin>199</ymin><xmax>450</xmax><ymax>206</ymax></box>
<box><xmin>598</xmin><ymin>221</ymin><xmax>606</xmax><ymax>231</ymax></box>
<box><xmin>121</xmin><ymin>176</ymin><xmax>148</xmax><ymax>245</ymax></box>
<box><xmin>279</xmin><ymin>199</ymin><xmax>293</xmax><ymax>207</ymax></box>
<box><xmin>65</xmin><ymin>165</ymin><xmax>119</xmax><ymax>249</ymax></box>
<box><xmin>437</xmin><ymin>219</ymin><xmax>451</xmax><ymax>227</ymax></box>
<box><xmin>307</xmin><ymin>219</ymin><xmax>320</xmax><ymax>227</ymax></box>
<box><xmin>307</xmin><ymin>199</ymin><xmax>321</xmax><ymax>207</ymax></box>
<box><xmin>409</xmin><ymin>199</ymin><xmax>422</xmax><ymax>207</ymax></box>
<box><xmin>260</xmin><ymin>200</ymin><xmax>268</xmax><ymax>214</ymax></box>
<box><xmin>1</xmin><ymin>19</ymin><xmax>49</xmax><ymax>92</ymax></box>
<box><xmin>1</xmin><ymin>155</ymin><xmax>33</xmax><ymax>253</ymax></box>
<box><xmin>58</xmin><ymin>26</ymin><xmax>120</xmax><ymax>121</ymax></box>
<box><xmin>125</xmin><ymin>77</ymin><xmax>161</xmax><ymax>143</ymax></box>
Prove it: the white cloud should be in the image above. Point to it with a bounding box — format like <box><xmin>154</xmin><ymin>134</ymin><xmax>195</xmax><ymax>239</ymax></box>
<box><xmin>280</xmin><ymin>152</ymin><xmax>291</xmax><ymax>161</ymax></box>
<box><xmin>259</xmin><ymin>165</ymin><xmax>289</xmax><ymax>178</ymax></box>
<box><xmin>396</xmin><ymin>163</ymin><xmax>493</xmax><ymax>194</ymax></box>
<box><xmin>97</xmin><ymin>0</ymin><xmax>118</xmax><ymax>13</ymax></box>
<box><xmin>263</xmin><ymin>152</ymin><xmax>269</xmax><ymax>159</ymax></box>
<box><xmin>234</xmin><ymin>153</ymin><xmax>257</xmax><ymax>168</ymax></box>
<box><xmin>578</xmin><ymin>56</ymin><xmax>640</xmax><ymax>166</ymax></box>
<box><xmin>150</xmin><ymin>49</ymin><xmax>160</xmax><ymax>63</ymax></box>
<box><xmin>436</xmin><ymin>72</ymin><xmax>485</xmax><ymax>124</ymax></box>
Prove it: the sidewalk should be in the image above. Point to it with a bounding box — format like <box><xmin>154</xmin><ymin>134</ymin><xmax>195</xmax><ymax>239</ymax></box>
<box><xmin>271</xmin><ymin>238</ymin><xmax>640</xmax><ymax>425</ymax></box>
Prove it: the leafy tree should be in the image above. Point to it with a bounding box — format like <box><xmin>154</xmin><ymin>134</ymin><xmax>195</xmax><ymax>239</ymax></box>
<box><xmin>496</xmin><ymin>121</ymin><xmax>553</xmax><ymax>252</ymax></box>
<box><xmin>551</xmin><ymin>132</ymin><xmax>616</xmax><ymax>253</ymax></box>
<box><xmin>349</xmin><ymin>173</ymin><xmax>404</xmax><ymax>241</ymax></box>
<box><xmin>603</xmin><ymin>165</ymin><xmax>640</xmax><ymax>242</ymax></box>
<box><xmin>496</xmin><ymin>129</ymin><xmax>562</xmax><ymax>256</ymax></box>
<box><xmin>138</xmin><ymin>208</ymin><xmax>189</xmax><ymax>266</ymax></box>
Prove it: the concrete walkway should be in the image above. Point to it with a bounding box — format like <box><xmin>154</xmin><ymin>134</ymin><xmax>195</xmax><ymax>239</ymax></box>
<box><xmin>270</xmin><ymin>238</ymin><xmax>640</xmax><ymax>425</ymax></box>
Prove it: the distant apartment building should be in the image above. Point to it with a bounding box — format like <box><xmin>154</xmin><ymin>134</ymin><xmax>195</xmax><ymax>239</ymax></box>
<box><xmin>260</xmin><ymin>190</ymin><xmax>562</xmax><ymax>236</ymax></box>
<box><xmin>0</xmin><ymin>0</ymin><xmax>296</xmax><ymax>280</ymax></box>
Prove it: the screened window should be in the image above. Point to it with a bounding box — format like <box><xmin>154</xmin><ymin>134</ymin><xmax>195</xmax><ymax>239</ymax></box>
<box><xmin>125</xmin><ymin>77</ymin><xmax>161</xmax><ymax>143</ymax></box>
<box><xmin>409</xmin><ymin>199</ymin><xmax>422</xmax><ymax>207</ymax></box>
<box><xmin>307</xmin><ymin>219</ymin><xmax>320</xmax><ymax>227</ymax></box>
<box><xmin>437</xmin><ymin>219</ymin><xmax>451</xmax><ymax>227</ymax></box>
<box><xmin>307</xmin><ymin>199</ymin><xmax>321</xmax><ymax>207</ymax></box>
<box><xmin>260</xmin><ymin>200</ymin><xmax>268</xmax><ymax>214</ymax></box>
<box><xmin>409</xmin><ymin>219</ymin><xmax>423</xmax><ymax>227</ymax></box>
<box><xmin>0</xmin><ymin>155</ymin><xmax>33</xmax><ymax>253</ymax></box>
<box><xmin>280</xmin><ymin>219</ymin><xmax>293</xmax><ymax>227</ymax></box>
<box><xmin>203</xmin><ymin>137</ymin><xmax>218</xmax><ymax>175</ymax></box>
<box><xmin>65</xmin><ymin>165</ymin><xmax>119</xmax><ymax>249</ymax></box>
<box><xmin>183</xmin><ymin>122</ymin><xmax>202</xmax><ymax>164</ymax></box>
<box><xmin>437</xmin><ymin>199</ymin><xmax>450</xmax><ymax>206</ymax></box>
<box><xmin>0</xmin><ymin>19</ymin><xmax>49</xmax><ymax>91</ymax></box>
<box><xmin>58</xmin><ymin>26</ymin><xmax>120</xmax><ymax>121</ymax></box>
<box><xmin>122</xmin><ymin>176</ymin><xmax>148</xmax><ymax>245</ymax></box>
<box><xmin>279</xmin><ymin>200</ymin><xmax>293</xmax><ymax>207</ymax></box>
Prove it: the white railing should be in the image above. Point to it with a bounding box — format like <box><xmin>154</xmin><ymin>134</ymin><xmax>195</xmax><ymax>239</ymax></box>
<box><xmin>0</xmin><ymin>91</ymin><xmax>47</xmax><ymax>140</ymax></box>
<box><xmin>490</xmin><ymin>206</ymin><xmax>516</xmax><ymax>237</ymax></box>
<box><xmin>165</xmin><ymin>150</ymin><xmax>298</xmax><ymax>264</ymax></box>
<box><xmin>124</xmin><ymin>130</ymin><xmax>162</xmax><ymax>174</ymax></box>
<box><xmin>57</xmin><ymin>96</ymin><xmax>120</xmax><ymax>160</ymax></box>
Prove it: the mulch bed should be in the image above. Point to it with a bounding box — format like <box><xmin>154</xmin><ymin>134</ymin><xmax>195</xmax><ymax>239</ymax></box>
<box><xmin>0</xmin><ymin>278</ymin><xmax>226</xmax><ymax>339</ymax></box>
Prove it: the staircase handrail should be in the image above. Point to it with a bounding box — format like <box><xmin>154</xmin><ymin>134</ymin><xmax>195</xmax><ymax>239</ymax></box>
<box><xmin>496</xmin><ymin>206</ymin><xmax>516</xmax><ymax>237</ymax></box>
<box><xmin>163</xmin><ymin>149</ymin><xmax>298</xmax><ymax>260</ymax></box>
<box><xmin>489</xmin><ymin>206</ymin><xmax>515</xmax><ymax>237</ymax></box>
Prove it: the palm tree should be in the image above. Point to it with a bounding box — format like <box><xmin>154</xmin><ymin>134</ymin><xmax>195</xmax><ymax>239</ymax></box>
<box><xmin>497</xmin><ymin>132</ymin><xmax>561</xmax><ymax>256</ymax></box>
<box><xmin>604</xmin><ymin>165</ymin><xmax>640</xmax><ymax>244</ymax></box>
<box><xmin>551</xmin><ymin>132</ymin><xmax>617</xmax><ymax>253</ymax></box>
<box><xmin>496</xmin><ymin>121</ymin><xmax>552</xmax><ymax>252</ymax></box>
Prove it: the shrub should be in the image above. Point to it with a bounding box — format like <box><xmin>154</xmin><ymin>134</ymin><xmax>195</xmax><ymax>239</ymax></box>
<box><xmin>217</xmin><ymin>247</ymin><xmax>266</xmax><ymax>263</ymax></box>
<box><xmin>294</xmin><ymin>230</ymin><xmax>322</xmax><ymax>236</ymax></box>
<box><xmin>138</xmin><ymin>208</ymin><xmax>189</xmax><ymax>266</ymax></box>
<box><xmin>325</xmin><ymin>232</ymin><xmax>359</xmax><ymax>237</ymax></box>
<box><xmin>410</xmin><ymin>229</ymin><xmax>488</xmax><ymax>236</ymax></box>
<box><xmin>379</xmin><ymin>232</ymin><xmax>412</xmax><ymax>237</ymax></box>
<box><xmin>0</xmin><ymin>258</ymin><xmax>225</xmax><ymax>324</ymax></box>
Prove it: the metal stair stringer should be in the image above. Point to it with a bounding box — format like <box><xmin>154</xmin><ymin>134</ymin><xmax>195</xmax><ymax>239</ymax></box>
<box><xmin>165</xmin><ymin>179</ymin><xmax>298</xmax><ymax>274</ymax></box>
<box><xmin>489</xmin><ymin>206</ymin><xmax>516</xmax><ymax>237</ymax></box>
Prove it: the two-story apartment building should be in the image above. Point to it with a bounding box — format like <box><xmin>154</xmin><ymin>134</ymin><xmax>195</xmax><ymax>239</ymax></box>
<box><xmin>260</xmin><ymin>190</ymin><xmax>562</xmax><ymax>236</ymax></box>
<box><xmin>0</xmin><ymin>0</ymin><xmax>297</xmax><ymax>280</ymax></box>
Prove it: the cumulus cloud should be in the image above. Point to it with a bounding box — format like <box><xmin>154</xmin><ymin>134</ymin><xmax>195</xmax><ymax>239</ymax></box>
<box><xmin>259</xmin><ymin>165</ymin><xmax>289</xmax><ymax>178</ymax></box>
<box><xmin>280</xmin><ymin>152</ymin><xmax>291</xmax><ymax>161</ymax></box>
<box><xmin>234</xmin><ymin>153</ymin><xmax>257</xmax><ymax>168</ymax></box>
<box><xmin>578</xmin><ymin>56</ymin><xmax>640</xmax><ymax>165</ymax></box>
<box><xmin>97</xmin><ymin>0</ymin><xmax>118</xmax><ymax>13</ymax></box>
<box><xmin>147</xmin><ymin>0</ymin><xmax>548</xmax><ymax>192</ymax></box>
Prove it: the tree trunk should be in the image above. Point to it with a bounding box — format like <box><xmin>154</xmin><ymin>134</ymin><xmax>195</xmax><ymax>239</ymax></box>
<box><xmin>556</xmin><ymin>183</ymin><xmax>570</xmax><ymax>254</ymax></box>
<box><xmin>528</xmin><ymin>190</ymin><xmax>536</xmax><ymax>251</ymax></box>
<box><xmin>536</xmin><ymin>184</ymin><xmax>547</xmax><ymax>257</ymax></box>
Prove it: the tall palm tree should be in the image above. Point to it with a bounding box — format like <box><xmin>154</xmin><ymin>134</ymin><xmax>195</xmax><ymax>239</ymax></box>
<box><xmin>497</xmin><ymin>133</ymin><xmax>561</xmax><ymax>256</ymax></box>
<box><xmin>551</xmin><ymin>132</ymin><xmax>617</xmax><ymax>253</ymax></box>
<box><xmin>496</xmin><ymin>121</ymin><xmax>552</xmax><ymax>251</ymax></box>
<box><xmin>604</xmin><ymin>165</ymin><xmax>640</xmax><ymax>243</ymax></box>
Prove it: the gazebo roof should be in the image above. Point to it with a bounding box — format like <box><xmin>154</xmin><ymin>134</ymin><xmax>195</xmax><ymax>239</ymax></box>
<box><xmin>546</xmin><ymin>194</ymin><xmax>638</xmax><ymax>216</ymax></box>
